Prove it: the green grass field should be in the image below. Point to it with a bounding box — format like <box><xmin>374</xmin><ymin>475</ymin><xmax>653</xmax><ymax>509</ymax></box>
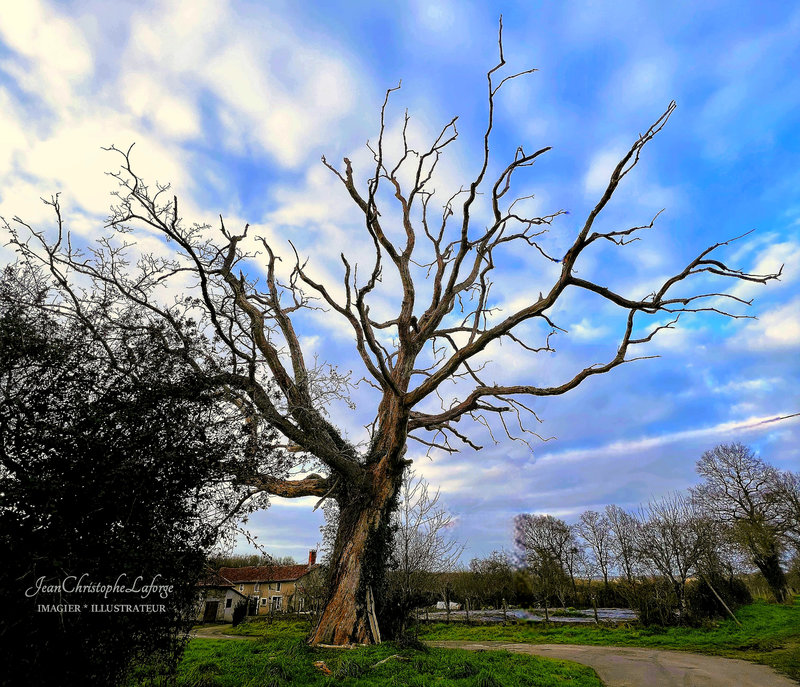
<box><xmin>130</xmin><ymin>632</ymin><xmax>602</xmax><ymax>686</ymax></box>
<box><xmin>129</xmin><ymin>599</ymin><xmax>800</xmax><ymax>685</ymax></box>
<box><xmin>419</xmin><ymin>598</ymin><xmax>800</xmax><ymax>681</ymax></box>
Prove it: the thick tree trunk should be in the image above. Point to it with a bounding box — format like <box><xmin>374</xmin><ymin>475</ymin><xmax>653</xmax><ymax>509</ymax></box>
<box><xmin>308</xmin><ymin>379</ymin><xmax>412</xmax><ymax>645</ymax></box>
<box><xmin>308</xmin><ymin>465</ymin><xmax>401</xmax><ymax>645</ymax></box>
<box><xmin>754</xmin><ymin>552</ymin><xmax>790</xmax><ymax>603</ymax></box>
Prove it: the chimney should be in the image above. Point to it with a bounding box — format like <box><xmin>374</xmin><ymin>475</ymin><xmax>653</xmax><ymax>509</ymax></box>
<box><xmin>308</xmin><ymin>550</ymin><xmax>317</xmax><ymax>566</ymax></box>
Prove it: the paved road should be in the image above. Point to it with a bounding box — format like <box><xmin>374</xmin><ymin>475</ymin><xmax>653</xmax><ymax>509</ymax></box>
<box><xmin>427</xmin><ymin>641</ymin><xmax>798</xmax><ymax>687</ymax></box>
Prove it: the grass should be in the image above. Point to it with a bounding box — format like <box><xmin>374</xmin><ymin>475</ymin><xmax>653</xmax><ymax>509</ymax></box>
<box><xmin>129</xmin><ymin>630</ymin><xmax>603</xmax><ymax>686</ymax></box>
<box><xmin>420</xmin><ymin>598</ymin><xmax>800</xmax><ymax>681</ymax></box>
<box><xmin>226</xmin><ymin>617</ymin><xmax>310</xmax><ymax>638</ymax></box>
<box><xmin>129</xmin><ymin>599</ymin><xmax>800</xmax><ymax>684</ymax></box>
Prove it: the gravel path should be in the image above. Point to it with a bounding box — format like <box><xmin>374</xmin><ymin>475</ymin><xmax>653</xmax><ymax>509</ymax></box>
<box><xmin>427</xmin><ymin>640</ymin><xmax>797</xmax><ymax>687</ymax></box>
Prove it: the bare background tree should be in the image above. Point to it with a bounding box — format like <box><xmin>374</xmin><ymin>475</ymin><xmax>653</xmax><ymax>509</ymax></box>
<box><xmin>605</xmin><ymin>504</ymin><xmax>641</xmax><ymax>583</ymax></box>
<box><xmin>691</xmin><ymin>443</ymin><xmax>795</xmax><ymax>602</ymax></box>
<box><xmin>636</xmin><ymin>492</ymin><xmax>706</xmax><ymax>621</ymax></box>
<box><xmin>512</xmin><ymin>443</ymin><xmax>792</xmax><ymax>627</ymax></box>
<box><xmin>578</xmin><ymin>510</ymin><xmax>614</xmax><ymax>590</ymax></box>
<box><xmin>389</xmin><ymin>470</ymin><xmax>463</xmax><ymax>634</ymax></box>
<box><xmin>2</xmin><ymin>18</ymin><xmax>781</xmax><ymax>644</ymax></box>
<box><xmin>467</xmin><ymin>551</ymin><xmax>516</xmax><ymax>612</ymax></box>
<box><xmin>515</xmin><ymin>513</ymin><xmax>579</xmax><ymax>617</ymax></box>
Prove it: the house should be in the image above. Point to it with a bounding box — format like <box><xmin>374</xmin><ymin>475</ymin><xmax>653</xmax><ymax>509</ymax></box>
<box><xmin>196</xmin><ymin>570</ymin><xmax>249</xmax><ymax>623</ymax></box>
<box><xmin>218</xmin><ymin>550</ymin><xmax>321</xmax><ymax>615</ymax></box>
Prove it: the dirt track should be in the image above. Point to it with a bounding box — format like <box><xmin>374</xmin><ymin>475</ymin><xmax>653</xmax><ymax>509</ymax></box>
<box><xmin>427</xmin><ymin>640</ymin><xmax>797</xmax><ymax>687</ymax></box>
<box><xmin>191</xmin><ymin>624</ymin><xmax>255</xmax><ymax>640</ymax></box>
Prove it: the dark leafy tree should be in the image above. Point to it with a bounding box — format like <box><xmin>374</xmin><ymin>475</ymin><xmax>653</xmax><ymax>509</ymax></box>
<box><xmin>0</xmin><ymin>268</ymin><xmax>260</xmax><ymax>686</ymax></box>
<box><xmin>3</xmin><ymin>19</ymin><xmax>780</xmax><ymax>644</ymax></box>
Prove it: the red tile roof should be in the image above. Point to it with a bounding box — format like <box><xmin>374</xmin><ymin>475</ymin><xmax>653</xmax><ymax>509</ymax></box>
<box><xmin>197</xmin><ymin>570</ymin><xmax>235</xmax><ymax>587</ymax></box>
<box><xmin>218</xmin><ymin>564</ymin><xmax>314</xmax><ymax>583</ymax></box>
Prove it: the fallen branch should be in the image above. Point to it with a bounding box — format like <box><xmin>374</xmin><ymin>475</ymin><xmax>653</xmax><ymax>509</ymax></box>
<box><xmin>371</xmin><ymin>654</ymin><xmax>410</xmax><ymax>669</ymax></box>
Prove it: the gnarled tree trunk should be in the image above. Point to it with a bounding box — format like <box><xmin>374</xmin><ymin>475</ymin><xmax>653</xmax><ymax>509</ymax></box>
<box><xmin>308</xmin><ymin>472</ymin><xmax>400</xmax><ymax>644</ymax></box>
<box><xmin>309</xmin><ymin>404</ymin><xmax>408</xmax><ymax>645</ymax></box>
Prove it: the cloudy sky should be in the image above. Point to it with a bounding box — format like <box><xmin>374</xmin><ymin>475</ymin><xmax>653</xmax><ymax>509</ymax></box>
<box><xmin>1</xmin><ymin>0</ymin><xmax>798</xmax><ymax>563</ymax></box>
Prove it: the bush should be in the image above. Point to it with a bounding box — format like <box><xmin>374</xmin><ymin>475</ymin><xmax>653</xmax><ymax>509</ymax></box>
<box><xmin>685</xmin><ymin>576</ymin><xmax>752</xmax><ymax>623</ymax></box>
<box><xmin>232</xmin><ymin>600</ymin><xmax>249</xmax><ymax>627</ymax></box>
<box><xmin>622</xmin><ymin>579</ymin><xmax>679</xmax><ymax>626</ymax></box>
<box><xmin>0</xmin><ymin>283</ymin><xmax>247</xmax><ymax>686</ymax></box>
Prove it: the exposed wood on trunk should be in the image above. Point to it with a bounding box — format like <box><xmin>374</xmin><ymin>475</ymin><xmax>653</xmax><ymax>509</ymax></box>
<box><xmin>366</xmin><ymin>587</ymin><xmax>381</xmax><ymax>644</ymax></box>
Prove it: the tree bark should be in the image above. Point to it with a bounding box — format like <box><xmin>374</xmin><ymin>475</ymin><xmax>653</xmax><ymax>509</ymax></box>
<box><xmin>308</xmin><ymin>461</ymin><xmax>402</xmax><ymax>645</ymax></box>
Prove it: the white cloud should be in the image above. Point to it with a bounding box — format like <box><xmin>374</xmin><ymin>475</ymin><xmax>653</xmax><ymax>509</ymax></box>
<box><xmin>0</xmin><ymin>89</ymin><xmax>29</xmax><ymax>174</ymax></box>
<box><xmin>0</xmin><ymin>0</ymin><xmax>93</xmax><ymax>106</ymax></box>
<box><xmin>584</xmin><ymin>148</ymin><xmax>625</xmax><ymax>195</ymax></box>
<box><xmin>122</xmin><ymin>0</ymin><xmax>367</xmax><ymax>169</ymax></box>
<box><xmin>120</xmin><ymin>71</ymin><xmax>201</xmax><ymax>140</ymax></box>
<box><xmin>608</xmin><ymin>56</ymin><xmax>675</xmax><ymax>110</ymax></box>
<box><xmin>741</xmin><ymin>297</ymin><xmax>800</xmax><ymax>350</ymax></box>
<box><xmin>712</xmin><ymin>377</ymin><xmax>780</xmax><ymax>395</ymax></box>
<box><xmin>535</xmin><ymin>411</ymin><xmax>800</xmax><ymax>466</ymax></box>
<box><xmin>569</xmin><ymin>317</ymin><xmax>609</xmax><ymax>341</ymax></box>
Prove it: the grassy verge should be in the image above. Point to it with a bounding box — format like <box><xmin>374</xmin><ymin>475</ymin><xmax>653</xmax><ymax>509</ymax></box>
<box><xmin>129</xmin><ymin>631</ymin><xmax>603</xmax><ymax>686</ymax></box>
<box><xmin>225</xmin><ymin>617</ymin><xmax>310</xmax><ymax>638</ymax></box>
<box><xmin>419</xmin><ymin>598</ymin><xmax>800</xmax><ymax>681</ymax></box>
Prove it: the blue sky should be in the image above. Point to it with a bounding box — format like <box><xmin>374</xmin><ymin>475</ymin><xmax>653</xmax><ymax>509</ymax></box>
<box><xmin>1</xmin><ymin>0</ymin><xmax>798</xmax><ymax>563</ymax></box>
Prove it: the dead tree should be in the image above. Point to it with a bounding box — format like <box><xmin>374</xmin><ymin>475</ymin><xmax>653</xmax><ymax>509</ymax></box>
<box><xmin>3</xmin><ymin>19</ymin><xmax>781</xmax><ymax>646</ymax></box>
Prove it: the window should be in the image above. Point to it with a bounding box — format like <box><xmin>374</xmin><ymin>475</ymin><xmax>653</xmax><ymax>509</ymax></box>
<box><xmin>260</xmin><ymin>597</ymin><xmax>267</xmax><ymax>606</ymax></box>
<box><xmin>271</xmin><ymin>596</ymin><xmax>282</xmax><ymax>612</ymax></box>
<box><xmin>254</xmin><ymin>583</ymin><xmax>260</xmax><ymax>592</ymax></box>
<box><xmin>225</xmin><ymin>598</ymin><xmax>232</xmax><ymax>609</ymax></box>
<box><xmin>238</xmin><ymin>584</ymin><xmax>244</xmax><ymax>592</ymax></box>
<box><xmin>276</xmin><ymin>582</ymin><xmax>282</xmax><ymax>592</ymax></box>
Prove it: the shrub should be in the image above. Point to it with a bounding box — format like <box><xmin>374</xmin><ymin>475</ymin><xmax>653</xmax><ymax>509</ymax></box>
<box><xmin>232</xmin><ymin>600</ymin><xmax>249</xmax><ymax>627</ymax></box>
<box><xmin>623</xmin><ymin>579</ymin><xmax>679</xmax><ymax>626</ymax></box>
<box><xmin>451</xmin><ymin>661</ymin><xmax>480</xmax><ymax>678</ymax></box>
<box><xmin>0</xmin><ymin>295</ymin><xmax>243</xmax><ymax>686</ymax></box>
<box><xmin>333</xmin><ymin>657</ymin><xmax>364</xmax><ymax>679</ymax></box>
<box><xmin>685</xmin><ymin>576</ymin><xmax>752</xmax><ymax>623</ymax></box>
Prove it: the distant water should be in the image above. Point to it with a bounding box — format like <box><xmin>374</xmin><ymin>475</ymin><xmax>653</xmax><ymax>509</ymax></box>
<box><xmin>423</xmin><ymin>607</ymin><xmax>637</xmax><ymax>624</ymax></box>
